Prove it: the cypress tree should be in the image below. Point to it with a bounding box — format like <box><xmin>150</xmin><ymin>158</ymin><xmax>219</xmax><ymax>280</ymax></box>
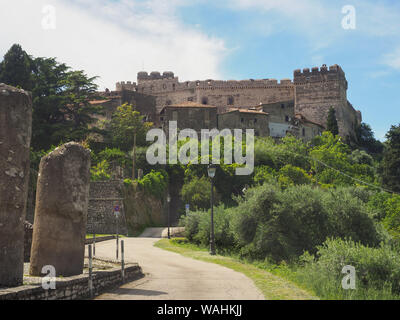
<box><xmin>326</xmin><ymin>106</ymin><xmax>339</xmax><ymax>136</ymax></box>
<box><xmin>381</xmin><ymin>124</ymin><xmax>400</xmax><ymax>192</ymax></box>
<box><xmin>0</xmin><ymin>44</ymin><xmax>33</xmax><ymax>90</ymax></box>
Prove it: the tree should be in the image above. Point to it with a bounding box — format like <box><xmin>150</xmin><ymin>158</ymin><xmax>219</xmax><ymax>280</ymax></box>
<box><xmin>381</xmin><ymin>124</ymin><xmax>400</xmax><ymax>192</ymax></box>
<box><xmin>110</xmin><ymin>104</ymin><xmax>153</xmax><ymax>178</ymax></box>
<box><xmin>326</xmin><ymin>107</ymin><xmax>339</xmax><ymax>136</ymax></box>
<box><xmin>355</xmin><ymin>122</ymin><xmax>384</xmax><ymax>155</ymax></box>
<box><xmin>0</xmin><ymin>44</ymin><xmax>33</xmax><ymax>90</ymax></box>
<box><xmin>30</xmin><ymin>57</ymin><xmax>103</xmax><ymax>150</ymax></box>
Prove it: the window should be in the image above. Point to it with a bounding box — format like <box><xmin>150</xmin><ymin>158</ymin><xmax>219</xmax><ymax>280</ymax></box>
<box><xmin>173</xmin><ymin>84</ymin><xmax>176</xmax><ymax>91</ymax></box>
<box><xmin>254</xmin><ymin>118</ymin><xmax>257</xmax><ymax>123</ymax></box>
<box><xmin>281</xmin><ymin>104</ymin><xmax>285</xmax><ymax>109</ymax></box>
<box><xmin>188</xmin><ymin>97</ymin><xmax>194</xmax><ymax>102</ymax></box>
<box><xmin>204</xmin><ymin>110</ymin><xmax>210</xmax><ymax>126</ymax></box>
<box><xmin>202</xmin><ymin>97</ymin><xmax>208</xmax><ymax>105</ymax></box>
<box><xmin>241</xmin><ymin>118</ymin><xmax>244</xmax><ymax>123</ymax></box>
<box><xmin>228</xmin><ymin>96</ymin><xmax>234</xmax><ymax>105</ymax></box>
<box><xmin>285</xmin><ymin>115</ymin><xmax>289</xmax><ymax>122</ymax></box>
<box><xmin>302</xmin><ymin>128</ymin><xmax>305</xmax><ymax>136</ymax></box>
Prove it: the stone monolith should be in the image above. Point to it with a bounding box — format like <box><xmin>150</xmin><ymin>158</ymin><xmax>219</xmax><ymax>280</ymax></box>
<box><xmin>0</xmin><ymin>84</ymin><xmax>32</xmax><ymax>287</ymax></box>
<box><xmin>29</xmin><ymin>142</ymin><xmax>91</xmax><ymax>277</ymax></box>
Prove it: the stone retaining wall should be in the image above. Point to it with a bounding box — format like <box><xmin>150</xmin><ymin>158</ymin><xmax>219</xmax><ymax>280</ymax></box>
<box><xmin>87</xmin><ymin>180</ymin><xmax>128</xmax><ymax>235</ymax></box>
<box><xmin>0</xmin><ymin>263</ymin><xmax>143</xmax><ymax>300</ymax></box>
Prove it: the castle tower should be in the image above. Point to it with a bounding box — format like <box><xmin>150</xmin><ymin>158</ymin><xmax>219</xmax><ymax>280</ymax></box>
<box><xmin>293</xmin><ymin>64</ymin><xmax>360</xmax><ymax>140</ymax></box>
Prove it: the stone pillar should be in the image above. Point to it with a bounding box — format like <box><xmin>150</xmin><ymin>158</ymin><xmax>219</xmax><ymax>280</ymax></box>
<box><xmin>30</xmin><ymin>142</ymin><xmax>91</xmax><ymax>277</ymax></box>
<box><xmin>0</xmin><ymin>84</ymin><xmax>32</xmax><ymax>287</ymax></box>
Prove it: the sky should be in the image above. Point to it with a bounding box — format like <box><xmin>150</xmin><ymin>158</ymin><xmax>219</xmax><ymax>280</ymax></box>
<box><xmin>0</xmin><ymin>0</ymin><xmax>399</xmax><ymax>140</ymax></box>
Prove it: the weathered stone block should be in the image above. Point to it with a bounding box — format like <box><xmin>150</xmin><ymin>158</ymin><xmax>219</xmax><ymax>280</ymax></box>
<box><xmin>30</xmin><ymin>142</ymin><xmax>91</xmax><ymax>277</ymax></box>
<box><xmin>0</xmin><ymin>84</ymin><xmax>32</xmax><ymax>287</ymax></box>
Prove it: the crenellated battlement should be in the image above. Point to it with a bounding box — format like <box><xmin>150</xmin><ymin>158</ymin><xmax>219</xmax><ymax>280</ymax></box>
<box><xmin>293</xmin><ymin>64</ymin><xmax>346</xmax><ymax>84</ymax></box>
<box><xmin>137</xmin><ymin>71</ymin><xmax>175</xmax><ymax>82</ymax></box>
<box><xmin>116</xmin><ymin>74</ymin><xmax>294</xmax><ymax>93</ymax></box>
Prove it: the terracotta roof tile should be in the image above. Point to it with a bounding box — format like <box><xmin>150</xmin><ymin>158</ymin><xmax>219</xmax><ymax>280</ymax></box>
<box><xmin>223</xmin><ymin>108</ymin><xmax>268</xmax><ymax>115</ymax></box>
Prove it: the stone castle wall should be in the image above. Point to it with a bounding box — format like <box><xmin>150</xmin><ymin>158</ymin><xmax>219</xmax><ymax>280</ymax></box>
<box><xmin>115</xmin><ymin>64</ymin><xmax>362</xmax><ymax>139</ymax></box>
<box><xmin>293</xmin><ymin>65</ymin><xmax>360</xmax><ymax>140</ymax></box>
<box><xmin>117</xmin><ymin>74</ymin><xmax>294</xmax><ymax>113</ymax></box>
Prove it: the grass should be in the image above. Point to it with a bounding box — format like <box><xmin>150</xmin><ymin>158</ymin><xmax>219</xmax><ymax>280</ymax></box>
<box><xmin>154</xmin><ymin>238</ymin><xmax>318</xmax><ymax>300</ymax></box>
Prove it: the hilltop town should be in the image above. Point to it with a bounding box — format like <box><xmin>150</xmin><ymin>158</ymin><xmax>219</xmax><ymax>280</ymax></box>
<box><xmin>94</xmin><ymin>64</ymin><xmax>361</xmax><ymax>142</ymax></box>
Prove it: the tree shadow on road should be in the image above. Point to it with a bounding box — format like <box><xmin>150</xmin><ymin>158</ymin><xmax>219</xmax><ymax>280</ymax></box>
<box><xmin>109</xmin><ymin>287</ymin><xmax>168</xmax><ymax>297</ymax></box>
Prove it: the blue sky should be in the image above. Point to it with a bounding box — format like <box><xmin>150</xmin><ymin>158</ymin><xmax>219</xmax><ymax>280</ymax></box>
<box><xmin>1</xmin><ymin>0</ymin><xmax>399</xmax><ymax>140</ymax></box>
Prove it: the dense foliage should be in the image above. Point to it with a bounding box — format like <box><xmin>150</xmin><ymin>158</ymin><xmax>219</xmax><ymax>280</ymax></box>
<box><xmin>297</xmin><ymin>239</ymin><xmax>400</xmax><ymax>299</ymax></box>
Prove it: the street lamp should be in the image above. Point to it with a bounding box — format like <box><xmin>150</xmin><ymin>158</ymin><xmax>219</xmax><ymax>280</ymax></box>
<box><xmin>167</xmin><ymin>194</ymin><xmax>171</xmax><ymax>239</ymax></box>
<box><xmin>207</xmin><ymin>164</ymin><xmax>217</xmax><ymax>256</ymax></box>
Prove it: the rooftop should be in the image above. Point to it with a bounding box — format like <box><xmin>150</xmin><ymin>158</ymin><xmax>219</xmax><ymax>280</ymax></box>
<box><xmin>223</xmin><ymin>108</ymin><xmax>269</xmax><ymax>116</ymax></box>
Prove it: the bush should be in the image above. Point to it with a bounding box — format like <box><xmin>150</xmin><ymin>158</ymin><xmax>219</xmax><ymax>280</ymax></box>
<box><xmin>96</xmin><ymin>147</ymin><xmax>129</xmax><ymax>167</ymax></box>
<box><xmin>180</xmin><ymin>205</ymin><xmax>234</xmax><ymax>250</ymax></box>
<box><xmin>180</xmin><ymin>176</ymin><xmax>221</xmax><ymax>210</ymax></box>
<box><xmin>90</xmin><ymin>160</ymin><xmax>111</xmax><ymax>181</ymax></box>
<box><xmin>278</xmin><ymin>164</ymin><xmax>312</xmax><ymax>188</ymax></box>
<box><xmin>296</xmin><ymin>238</ymin><xmax>400</xmax><ymax>299</ymax></box>
<box><xmin>230</xmin><ymin>184</ymin><xmax>380</xmax><ymax>262</ymax></box>
<box><xmin>137</xmin><ymin>170</ymin><xmax>168</xmax><ymax>199</ymax></box>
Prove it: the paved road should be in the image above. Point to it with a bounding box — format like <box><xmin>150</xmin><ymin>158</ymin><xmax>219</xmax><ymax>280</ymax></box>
<box><xmin>91</xmin><ymin>237</ymin><xmax>264</xmax><ymax>300</ymax></box>
<box><xmin>139</xmin><ymin>227</ymin><xmax>185</xmax><ymax>238</ymax></box>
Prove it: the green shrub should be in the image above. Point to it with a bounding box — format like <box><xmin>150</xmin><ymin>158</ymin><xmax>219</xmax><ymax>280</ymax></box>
<box><xmin>231</xmin><ymin>184</ymin><xmax>380</xmax><ymax>262</ymax></box>
<box><xmin>181</xmin><ymin>210</ymin><xmax>204</xmax><ymax>242</ymax></box>
<box><xmin>90</xmin><ymin>160</ymin><xmax>111</xmax><ymax>181</ymax></box>
<box><xmin>180</xmin><ymin>205</ymin><xmax>234</xmax><ymax>250</ymax></box>
<box><xmin>278</xmin><ymin>164</ymin><xmax>312</xmax><ymax>188</ymax></box>
<box><xmin>136</xmin><ymin>170</ymin><xmax>168</xmax><ymax>199</ymax></box>
<box><xmin>96</xmin><ymin>147</ymin><xmax>129</xmax><ymax>167</ymax></box>
<box><xmin>296</xmin><ymin>238</ymin><xmax>400</xmax><ymax>299</ymax></box>
<box><xmin>180</xmin><ymin>176</ymin><xmax>221</xmax><ymax>210</ymax></box>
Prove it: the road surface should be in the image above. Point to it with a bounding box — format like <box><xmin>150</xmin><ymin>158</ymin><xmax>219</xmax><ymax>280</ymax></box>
<box><xmin>91</xmin><ymin>235</ymin><xmax>264</xmax><ymax>300</ymax></box>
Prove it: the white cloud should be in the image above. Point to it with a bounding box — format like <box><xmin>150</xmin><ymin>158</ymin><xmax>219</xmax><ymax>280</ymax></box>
<box><xmin>226</xmin><ymin>0</ymin><xmax>400</xmax><ymax>52</ymax></box>
<box><xmin>0</xmin><ymin>0</ymin><xmax>227</xmax><ymax>90</ymax></box>
<box><xmin>383</xmin><ymin>47</ymin><xmax>400</xmax><ymax>70</ymax></box>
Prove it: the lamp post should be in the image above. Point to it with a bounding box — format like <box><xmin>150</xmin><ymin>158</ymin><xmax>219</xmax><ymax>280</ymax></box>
<box><xmin>167</xmin><ymin>194</ymin><xmax>171</xmax><ymax>239</ymax></box>
<box><xmin>207</xmin><ymin>164</ymin><xmax>217</xmax><ymax>256</ymax></box>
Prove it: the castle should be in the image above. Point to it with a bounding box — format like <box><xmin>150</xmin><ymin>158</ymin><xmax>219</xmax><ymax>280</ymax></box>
<box><xmin>97</xmin><ymin>64</ymin><xmax>362</xmax><ymax>142</ymax></box>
